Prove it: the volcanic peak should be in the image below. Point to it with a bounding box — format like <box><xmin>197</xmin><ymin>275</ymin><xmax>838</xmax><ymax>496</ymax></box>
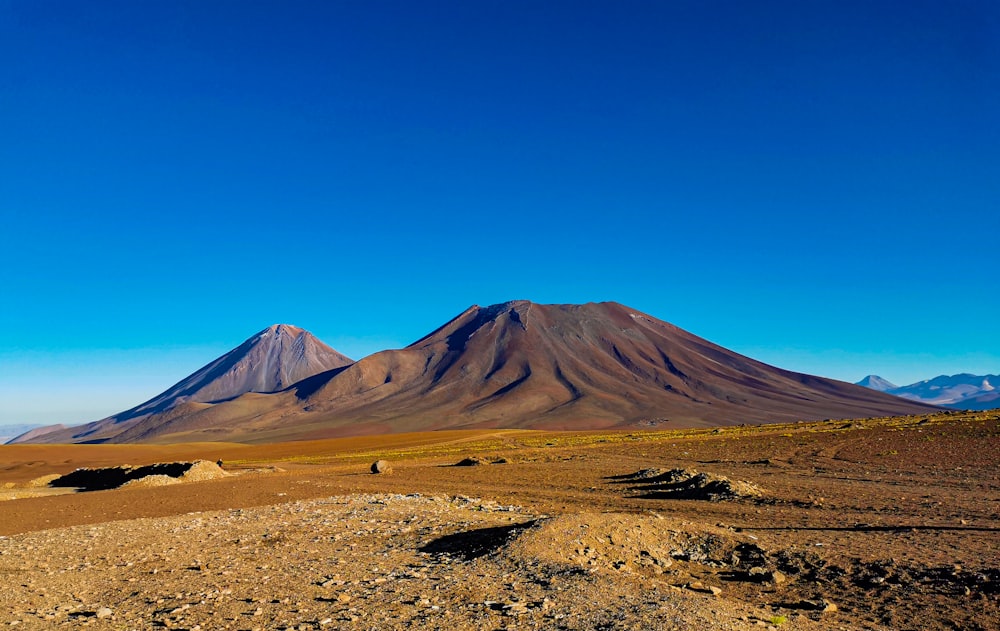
<box><xmin>259</xmin><ymin>323</ymin><xmax>303</xmax><ymax>337</ymax></box>
<box><xmin>13</xmin><ymin>301</ymin><xmax>943</xmax><ymax>444</ymax></box>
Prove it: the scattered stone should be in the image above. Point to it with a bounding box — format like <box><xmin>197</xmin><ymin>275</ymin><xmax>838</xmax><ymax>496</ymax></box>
<box><xmin>686</xmin><ymin>581</ymin><xmax>721</xmax><ymax>596</ymax></box>
<box><xmin>747</xmin><ymin>566</ymin><xmax>785</xmax><ymax>584</ymax></box>
<box><xmin>798</xmin><ymin>599</ymin><xmax>837</xmax><ymax>612</ymax></box>
<box><xmin>620</xmin><ymin>468</ymin><xmax>765</xmax><ymax>501</ymax></box>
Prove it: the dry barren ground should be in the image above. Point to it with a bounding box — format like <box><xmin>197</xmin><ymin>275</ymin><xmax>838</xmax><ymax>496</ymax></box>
<box><xmin>0</xmin><ymin>411</ymin><xmax>997</xmax><ymax>630</ymax></box>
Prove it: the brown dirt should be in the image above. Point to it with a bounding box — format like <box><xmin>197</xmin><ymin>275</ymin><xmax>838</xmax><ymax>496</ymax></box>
<box><xmin>0</xmin><ymin>410</ymin><xmax>997</xmax><ymax>630</ymax></box>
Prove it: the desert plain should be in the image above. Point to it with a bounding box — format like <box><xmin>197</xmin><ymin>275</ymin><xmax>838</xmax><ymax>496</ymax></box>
<box><xmin>1</xmin><ymin>410</ymin><xmax>997</xmax><ymax>630</ymax></box>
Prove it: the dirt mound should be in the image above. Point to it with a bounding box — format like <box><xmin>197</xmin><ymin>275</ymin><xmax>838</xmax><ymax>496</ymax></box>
<box><xmin>616</xmin><ymin>468</ymin><xmax>765</xmax><ymax>501</ymax></box>
<box><xmin>25</xmin><ymin>474</ymin><xmax>62</xmax><ymax>488</ymax></box>
<box><xmin>504</xmin><ymin>512</ymin><xmax>744</xmax><ymax>573</ymax></box>
<box><xmin>121</xmin><ymin>475</ymin><xmax>181</xmax><ymax>488</ymax></box>
<box><xmin>50</xmin><ymin>460</ymin><xmax>228</xmax><ymax>491</ymax></box>
<box><xmin>179</xmin><ymin>460</ymin><xmax>227</xmax><ymax>481</ymax></box>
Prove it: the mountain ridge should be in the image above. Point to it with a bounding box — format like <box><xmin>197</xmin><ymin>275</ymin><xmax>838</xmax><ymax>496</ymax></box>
<box><xmin>858</xmin><ymin>373</ymin><xmax>999</xmax><ymax>411</ymax></box>
<box><xmin>18</xmin><ymin>301</ymin><xmax>938</xmax><ymax>444</ymax></box>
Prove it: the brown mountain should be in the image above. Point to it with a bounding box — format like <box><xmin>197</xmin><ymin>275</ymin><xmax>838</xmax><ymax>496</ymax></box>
<box><xmin>35</xmin><ymin>301</ymin><xmax>938</xmax><ymax>444</ymax></box>
<box><xmin>13</xmin><ymin>324</ymin><xmax>353</xmax><ymax>444</ymax></box>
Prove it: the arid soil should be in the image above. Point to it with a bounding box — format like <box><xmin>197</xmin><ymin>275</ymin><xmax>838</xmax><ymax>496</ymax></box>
<box><xmin>0</xmin><ymin>410</ymin><xmax>997</xmax><ymax>630</ymax></box>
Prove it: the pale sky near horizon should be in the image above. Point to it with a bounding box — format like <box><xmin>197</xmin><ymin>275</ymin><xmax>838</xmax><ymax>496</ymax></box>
<box><xmin>1</xmin><ymin>1</ymin><xmax>997</xmax><ymax>426</ymax></box>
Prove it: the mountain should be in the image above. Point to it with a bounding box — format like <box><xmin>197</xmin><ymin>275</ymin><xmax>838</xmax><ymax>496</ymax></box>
<box><xmin>0</xmin><ymin>423</ymin><xmax>52</xmax><ymax>444</ymax></box>
<box><xmin>27</xmin><ymin>302</ymin><xmax>938</xmax><ymax>444</ymax></box>
<box><xmin>10</xmin><ymin>324</ymin><xmax>353</xmax><ymax>444</ymax></box>
<box><xmin>886</xmin><ymin>374</ymin><xmax>999</xmax><ymax>410</ymax></box>
<box><xmin>855</xmin><ymin>375</ymin><xmax>898</xmax><ymax>392</ymax></box>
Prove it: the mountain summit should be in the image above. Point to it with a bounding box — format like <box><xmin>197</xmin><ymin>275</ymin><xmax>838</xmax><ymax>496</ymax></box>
<box><xmin>855</xmin><ymin>375</ymin><xmax>898</xmax><ymax>392</ymax></box>
<box><xmin>12</xmin><ymin>324</ymin><xmax>353</xmax><ymax>444</ymax></box>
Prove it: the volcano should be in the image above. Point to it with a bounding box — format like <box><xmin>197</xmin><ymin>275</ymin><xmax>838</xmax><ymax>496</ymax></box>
<box><xmin>12</xmin><ymin>324</ymin><xmax>353</xmax><ymax>443</ymax></box>
<box><xmin>277</xmin><ymin>301</ymin><xmax>938</xmax><ymax>434</ymax></box>
<box><xmin>28</xmin><ymin>301</ymin><xmax>939</xmax><ymax>444</ymax></box>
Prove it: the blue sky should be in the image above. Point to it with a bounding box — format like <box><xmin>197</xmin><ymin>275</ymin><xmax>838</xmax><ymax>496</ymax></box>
<box><xmin>1</xmin><ymin>1</ymin><xmax>997</xmax><ymax>426</ymax></box>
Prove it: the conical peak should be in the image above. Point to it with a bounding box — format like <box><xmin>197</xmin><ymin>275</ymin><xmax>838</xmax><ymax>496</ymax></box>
<box><xmin>109</xmin><ymin>324</ymin><xmax>352</xmax><ymax>422</ymax></box>
<box><xmin>260</xmin><ymin>323</ymin><xmax>304</xmax><ymax>336</ymax></box>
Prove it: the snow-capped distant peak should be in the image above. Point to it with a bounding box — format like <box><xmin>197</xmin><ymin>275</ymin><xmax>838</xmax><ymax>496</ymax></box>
<box><xmin>855</xmin><ymin>375</ymin><xmax>897</xmax><ymax>392</ymax></box>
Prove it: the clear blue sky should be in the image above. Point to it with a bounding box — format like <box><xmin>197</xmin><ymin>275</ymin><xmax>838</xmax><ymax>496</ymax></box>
<box><xmin>1</xmin><ymin>1</ymin><xmax>997</xmax><ymax>426</ymax></box>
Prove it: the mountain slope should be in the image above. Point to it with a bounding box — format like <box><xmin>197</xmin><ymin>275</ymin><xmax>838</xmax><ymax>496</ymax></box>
<box><xmin>14</xmin><ymin>325</ymin><xmax>353</xmax><ymax>443</ymax></box>
<box><xmin>72</xmin><ymin>301</ymin><xmax>939</xmax><ymax>443</ymax></box>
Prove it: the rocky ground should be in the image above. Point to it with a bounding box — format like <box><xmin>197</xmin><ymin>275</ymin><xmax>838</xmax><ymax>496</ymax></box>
<box><xmin>0</xmin><ymin>493</ymin><xmax>821</xmax><ymax>630</ymax></box>
<box><xmin>0</xmin><ymin>410</ymin><xmax>997</xmax><ymax>630</ymax></box>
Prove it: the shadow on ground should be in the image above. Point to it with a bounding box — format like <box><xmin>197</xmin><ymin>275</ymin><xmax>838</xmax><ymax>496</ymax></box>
<box><xmin>419</xmin><ymin>521</ymin><xmax>538</xmax><ymax>561</ymax></box>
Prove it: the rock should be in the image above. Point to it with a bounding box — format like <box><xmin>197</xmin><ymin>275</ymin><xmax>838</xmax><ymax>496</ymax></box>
<box><xmin>622</xmin><ymin>467</ymin><xmax>764</xmax><ymax>501</ymax></box>
<box><xmin>95</xmin><ymin>608</ymin><xmax>112</xmax><ymax>619</ymax></box>
<box><xmin>748</xmin><ymin>567</ymin><xmax>786</xmax><ymax>584</ymax></box>
<box><xmin>798</xmin><ymin>599</ymin><xmax>837</xmax><ymax>612</ymax></box>
<box><xmin>371</xmin><ymin>460</ymin><xmax>392</xmax><ymax>475</ymax></box>
<box><xmin>454</xmin><ymin>458</ymin><xmax>483</xmax><ymax>467</ymax></box>
<box><xmin>687</xmin><ymin>581</ymin><xmax>721</xmax><ymax>595</ymax></box>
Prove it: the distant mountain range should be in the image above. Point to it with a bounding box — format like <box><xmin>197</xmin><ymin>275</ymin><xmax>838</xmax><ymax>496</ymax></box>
<box><xmin>856</xmin><ymin>374</ymin><xmax>999</xmax><ymax>410</ymax></box>
<box><xmin>10</xmin><ymin>302</ymin><xmax>938</xmax><ymax>444</ymax></box>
